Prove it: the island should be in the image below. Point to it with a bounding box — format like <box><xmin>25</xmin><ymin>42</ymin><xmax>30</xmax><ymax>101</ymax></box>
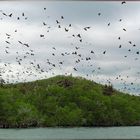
<box><xmin>0</xmin><ymin>75</ymin><xmax>140</xmax><ymax>128</ymax></box>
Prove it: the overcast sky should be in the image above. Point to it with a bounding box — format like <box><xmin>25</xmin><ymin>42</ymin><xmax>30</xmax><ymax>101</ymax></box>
<box><xmin>0</xmin><ymin>1</ymin><xmax>140</xmax><ymax>95</ymax></box>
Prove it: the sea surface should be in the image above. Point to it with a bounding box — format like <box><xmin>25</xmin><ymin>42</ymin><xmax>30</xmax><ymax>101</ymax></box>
<box><xmin>0</xmin><ymin>127</ymin><xmax>140</xmax><ymax>140</ymax></box>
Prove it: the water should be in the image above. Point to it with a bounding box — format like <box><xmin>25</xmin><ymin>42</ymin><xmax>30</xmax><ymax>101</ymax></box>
<box><xmin>0</xmin><ymin>127</ymin><xmax>140</xmax><ymax>140</ymax></box>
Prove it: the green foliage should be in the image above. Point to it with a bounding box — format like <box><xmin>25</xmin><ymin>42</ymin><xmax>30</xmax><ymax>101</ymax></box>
<box><xmin>0</xmin><ymin>75</ymin><xmax>140</xmax><ymax>128</ymax></box>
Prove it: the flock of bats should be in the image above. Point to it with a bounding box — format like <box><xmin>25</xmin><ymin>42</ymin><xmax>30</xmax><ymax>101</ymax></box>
<box><xmin>0</xmin><ymin>1</ymin><xmax>140</xmax><ymax>95</ymax></box>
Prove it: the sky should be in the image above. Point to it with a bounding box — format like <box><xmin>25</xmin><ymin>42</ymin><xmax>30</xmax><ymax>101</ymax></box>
<box><xmin>0</xmin><ymin>1</ymin><xmax>140</xmax><ymax>95</ymax></box>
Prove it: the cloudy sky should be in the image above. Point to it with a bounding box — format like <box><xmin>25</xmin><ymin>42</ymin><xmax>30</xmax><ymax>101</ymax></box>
<box><xmin>0</xmin><ymin>1</ymin><xmax>140</xmax><ymax>95</ymax></box>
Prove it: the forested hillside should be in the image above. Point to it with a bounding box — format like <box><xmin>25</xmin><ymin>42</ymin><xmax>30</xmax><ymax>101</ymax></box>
<box><xmin>0</xmin><ymin>75</ymin><xmax>140</xmax><ymax>128</ymax></box>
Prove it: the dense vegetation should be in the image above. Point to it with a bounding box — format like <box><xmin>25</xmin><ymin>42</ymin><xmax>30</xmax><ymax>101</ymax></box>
<box><xmin>0</xmin><ymin>75</ymin><xmax>140</xmax><ymax>128</ymax></box>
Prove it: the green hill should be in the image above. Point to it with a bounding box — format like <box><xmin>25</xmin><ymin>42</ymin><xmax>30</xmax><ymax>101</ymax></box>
<box><xmin>0</xmin><ymin>75</ymin><xmax>140</xmax><ymax>128</ymax></box>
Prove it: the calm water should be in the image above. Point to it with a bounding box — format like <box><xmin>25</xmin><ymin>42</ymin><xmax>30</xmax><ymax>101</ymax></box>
<box><xmin>0</xmin><ymin>127</ymin><xmax>140</xmax><ymax>140</ymax></box>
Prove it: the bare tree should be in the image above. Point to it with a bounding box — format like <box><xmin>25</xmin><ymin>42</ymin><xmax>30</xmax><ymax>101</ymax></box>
<box><xmin>0</xmin><ymin>78</ymin><xmax>5</xmax><ymax>87</ymax></box>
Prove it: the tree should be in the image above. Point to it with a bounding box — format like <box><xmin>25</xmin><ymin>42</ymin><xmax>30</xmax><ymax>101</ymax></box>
<box><xmin>0</xmin><ymin>78</ymin><xmax>5</xmax><ymax>87</ymax></box>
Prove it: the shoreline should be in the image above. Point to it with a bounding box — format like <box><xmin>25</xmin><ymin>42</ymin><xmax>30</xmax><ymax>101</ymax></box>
<box><xmin>1</xmin><ymin>125</ymin><xmax>140</xmax><ymax>129</ymax></box>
